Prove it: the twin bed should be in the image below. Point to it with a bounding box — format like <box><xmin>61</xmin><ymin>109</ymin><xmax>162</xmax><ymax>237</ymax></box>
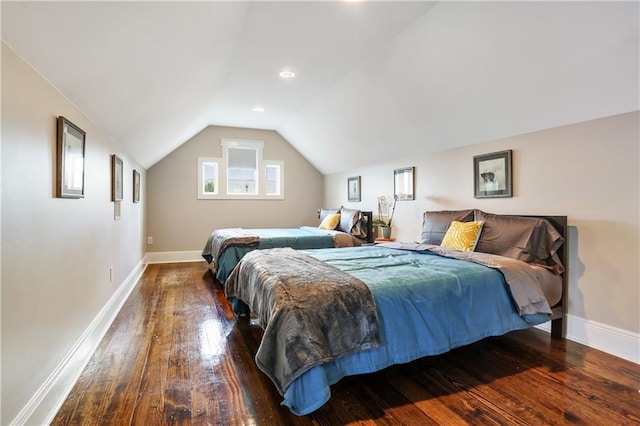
<box><xmin>202</xmin><ymin>207</ymin><xmax>373</xmax><ymax>283</ymax></box>
<box><xmin>202</xmin><ymin>209</ymin><xmax>567</xmax><ymax>416</ymax></box>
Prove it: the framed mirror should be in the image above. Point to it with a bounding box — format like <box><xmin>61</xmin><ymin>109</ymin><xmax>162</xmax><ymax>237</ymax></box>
<box><xmin>56</xmin><ymin>116</ymin><xmax>86</xmax><ymax>198</ymax></box>
<box><xmin>394</xmin><ymin>166</ymin><xmax>415</xmax><ymax>201</ymax></box>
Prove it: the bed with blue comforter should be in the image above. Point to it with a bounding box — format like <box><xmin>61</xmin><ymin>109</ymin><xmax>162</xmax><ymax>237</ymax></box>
<box><xmin>225</xmin><ymin>243</ymin><xmax>563</xmax><ymax>415</ymax></box>
<box><xmin>201</xmin><ymin>209</ymin><xmax>374</xmax><ymax>283</ymax></box>
<box><xmin>202</xmin><ymin>227</ymin><xmax>359</xmax><ymax>283</ymax></box>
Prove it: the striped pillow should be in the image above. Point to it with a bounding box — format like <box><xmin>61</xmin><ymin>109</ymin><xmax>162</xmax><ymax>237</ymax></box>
<box><xmin>319</xmin><ymin>213</ymin><xmax>341</xmax><ymax>230</ymax></box>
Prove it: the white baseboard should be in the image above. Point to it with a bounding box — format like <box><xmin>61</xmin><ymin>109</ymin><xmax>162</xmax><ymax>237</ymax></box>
<box><xmin>144</xmin><ymin>250</ymin><xmax>204</xmax><ymax>264</ymax></box>
<box><xmin>11</xmin><ymin>260</ymin><xmax>147</xmax><ymax>426</ymax></box>
<box><xmin>536</xmin><ymin>313</ymin><xmax>639</xmax><ymax>364</ymax></box>
<box><xmin>566</xmin><ymin>314</ymin><xmax>639</xmax><ymax>364</ymax></box>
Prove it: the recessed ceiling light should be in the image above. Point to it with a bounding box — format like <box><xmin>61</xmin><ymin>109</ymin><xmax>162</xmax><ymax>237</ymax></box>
<box><xmin>279</xmin><ymin>70</ymin><xmax>296</xmax><ymax>79</ymax></box>
<box><xmin>252</xmin><ymin>107</ymin><xmax>265</xmax><ymax>112</ymax></box>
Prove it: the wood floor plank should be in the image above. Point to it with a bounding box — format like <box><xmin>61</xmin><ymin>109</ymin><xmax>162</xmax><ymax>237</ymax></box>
<box><xmin>484</xmin><ymin>332</ymin><xmax>640</xmax><ymax>424</ymax></box>
<box><xmin>382</xmin><ymin>366</ymin><xmax>467</xmax><ymax>425</ymax></box>
<box><xmin>52</xmin><ymin>262</ymin><xmax>640</xmax><ymax>425</ymax></box>
<box><xmin>419</xmin><ymin>351</ymin><xmax>564</xmax><ymax>425</ymax></box>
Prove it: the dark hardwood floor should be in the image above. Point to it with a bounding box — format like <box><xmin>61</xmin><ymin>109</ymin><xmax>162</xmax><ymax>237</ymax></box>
<box><xmin>53</xmin><ymin>262</ymin><xmax>639</xmax><ymax>425</ymax></box>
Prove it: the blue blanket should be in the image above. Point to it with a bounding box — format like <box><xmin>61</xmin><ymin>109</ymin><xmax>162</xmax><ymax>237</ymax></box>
<box><xmin>278</xmin><ymin>246</ymin><xmax>550</xmax><ymax>415</ymax></box>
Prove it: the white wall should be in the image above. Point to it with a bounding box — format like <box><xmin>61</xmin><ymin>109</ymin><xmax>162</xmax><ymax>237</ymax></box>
<box><xmin>1</xmin><ymin>44</ymin><xmax>146</xmax><ymax>424</ymax></box>
<box><xmin>325</xmin><ymin>112</ymin><xmax>639</xmax><ymax>343</ymax></box>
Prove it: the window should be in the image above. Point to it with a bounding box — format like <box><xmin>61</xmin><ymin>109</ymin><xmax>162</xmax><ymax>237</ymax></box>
<box><xmin>227</xmin><ymin>146</ymin><xmax>258</xmax><ymax>194</ymax></box>
<box><xmin>265</xmin><ymin>162</ymin><xmax>283</xmax><ymax>196</ymax></box>
<box><xmin>203</xmin><ymin>161</ymin><xmax>218</xmax><ymax>194</ymax></box>
<box><xmin>197</xmin><ymin>139</ymin><xmax>284</xmax><ymax>200</ymax></box>
<box><xmin>198</xmin><ymin>157</ymin><xmax>220</xmax><ymax>198</ymax></box>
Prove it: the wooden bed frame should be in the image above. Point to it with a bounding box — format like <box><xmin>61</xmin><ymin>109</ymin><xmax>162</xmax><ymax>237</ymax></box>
<box><xmin>317</xmin><ymin>209</ymin><xmax>374</xmax><ymax>244</ymax></box>
<box><xmin>532</xmin><ymin>215</ymin><xmax>568</xmax><ymax>339</ymax></box>
<box><xmin>361</xmin><ymin>211</ymin><xmax>374</xmax><ymax>243</ymax></box>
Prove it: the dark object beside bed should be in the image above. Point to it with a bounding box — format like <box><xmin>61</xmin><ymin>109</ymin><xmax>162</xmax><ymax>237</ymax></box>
<box><xmin>226</xmin><ymin>211</ymin><xmax>568</xmax><ymax>414</ymax></box>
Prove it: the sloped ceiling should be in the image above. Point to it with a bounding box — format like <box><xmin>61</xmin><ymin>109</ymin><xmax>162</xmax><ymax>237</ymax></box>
<box><xmin>2</xmin><ymin>1</ymin><xmax>638</xmax><ymax>175</ymax></box>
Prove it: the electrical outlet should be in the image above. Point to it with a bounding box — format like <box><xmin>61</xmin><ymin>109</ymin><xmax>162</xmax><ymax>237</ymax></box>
<box><xmin>147</xmin><ymin>236</ymin><xmax>153</xmax><ymax>245</ymax></box>
<box><xmin>109</xmin><ymin>267</ymin><xmax>113</xmax><ymax>283</ymax></box>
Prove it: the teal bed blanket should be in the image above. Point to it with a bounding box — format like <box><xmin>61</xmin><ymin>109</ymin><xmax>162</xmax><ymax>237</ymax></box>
<box><xmin>203</xmin><ymin>228</ymin><xmax>337</xmax><ymax>283</ymax></box>
<box><xmin>216</xmin><ymin>228</ymin><xmax>336</xmax><ymax>283</ymax></box>
<box><xmin>227</xmin><ymin>245</ymin><xmax>556</xmax><ymax>415</ymax></box>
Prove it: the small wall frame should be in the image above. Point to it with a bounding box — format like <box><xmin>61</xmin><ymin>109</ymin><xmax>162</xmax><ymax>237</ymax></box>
<box><xmin>347</xmin><ymin>176</ymin><xmax>361</xmax><ymax>202</ymax></box>
<box><xmin>56</xmin><ymin>116</ymin><xmax>86</xmax><ymax>198</ymax></box>
<box><xmin>111</xmin><ymin>154</ymin><xmax>123</xmax><ymax>201</ymax></box>
<box><xmin>394</xmin><ymin>166</ymin><xmax>415</xmax><ymax>201</ymax></box>
<box><xmin>133</xmin><ymin>169</ymin><xmax>141</xmax><ymax>203</ymax></box>
<box><xmin>473</xmin><ymin>149</ymin><xmax>513</xmax><ymax>198</ymax></box>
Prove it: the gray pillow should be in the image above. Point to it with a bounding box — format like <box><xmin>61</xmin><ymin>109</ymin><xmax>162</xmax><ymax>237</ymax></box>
<box><xmin>339</xmin><ymin>207</ymin><xmax>362</xmax><ymax>235</ymax></box>
<box><xmin>318</xmin><ymin>208</ymin><xmax>340</xmax><ymax>224</ymax></box>
<box><xmin>420</xmin><ymin>209</ymin><xmax>475</xmax><ymax>245</ymax></box>
<box><xmin>474</xmin><ymin>210</ymin><xmax>565</xmax><ymax>274</ymax></box>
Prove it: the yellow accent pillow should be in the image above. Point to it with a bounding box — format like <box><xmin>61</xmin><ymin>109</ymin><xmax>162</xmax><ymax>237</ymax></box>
<box><xmin>319</xmin><ymin>213</ymin><xmax>341</xmax><ymax>230</ymax></box>
<box><xmin>441</xmin><ymin>220</ymin><xmax>485</xmax><ymax>252</ymax></box>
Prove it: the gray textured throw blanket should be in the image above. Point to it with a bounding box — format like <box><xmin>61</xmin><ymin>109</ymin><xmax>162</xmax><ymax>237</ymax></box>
<box><xmin>225</xmin><ymin>247</ymin><xmax>380</xmax><ymax>395</ymax></box>
<box><xmin>201</xmin><ymin>228</ymin><xmax>259</xmax><ymax>267</ymax></box>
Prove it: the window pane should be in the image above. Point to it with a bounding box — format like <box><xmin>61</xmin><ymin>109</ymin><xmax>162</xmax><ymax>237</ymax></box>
<box><xmin>203</xmin><ymin>162</ymin><xmax>217</xmax><ymax>194</ymax></box>
<box><xmin>266</xmin><ymin>164</ymin><xmax>280</xmax><ymax>195</ymax></box>
<box><xmin>228</xmin><ymin>147</ymin><xmax>257</xmax><ymax>194</ymax></box>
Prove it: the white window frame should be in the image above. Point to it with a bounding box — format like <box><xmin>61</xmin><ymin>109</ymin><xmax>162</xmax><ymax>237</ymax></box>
<box><xmin>197</xmin><ymin>157</ymin><xmax>221</xmax><ymax>199</ymax></box>
<box><xmin>264</xmin><ymin>161</ymin><xmax>284</xmax><ymax>198</ymax></box>
<box><xmin>197</xmin><ymin>139</ymin><xmax>284</xmax><ymax>200</ymax></box>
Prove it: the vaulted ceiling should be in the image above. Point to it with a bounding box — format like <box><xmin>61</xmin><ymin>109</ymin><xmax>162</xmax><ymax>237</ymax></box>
<box><xmin>2</xmin><ymin>1</ymin><xmax>638</xmax><ymax>175</ymax></box>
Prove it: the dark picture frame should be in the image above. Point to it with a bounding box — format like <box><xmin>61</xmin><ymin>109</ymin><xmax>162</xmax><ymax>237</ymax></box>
<box><xmin>111</xmin><ymin>154</ymin><xmax>124</xmax><ymax>201</ymax></box>
<box><xmin>473</xmin><ymin>149</ymin><xmax>513</xmax><ymax>198</ymax></box>
<box><xmin>133</xmin><ymin>169</ymin><xmax>141</xmax><ymax>203</ymax></box>
<box><xmin>394</xmin><ymin>166</ymin><xmax>415</xmax><ymax>201</ymax></box>
<box><xmin>56</xmin><ymin>116</ymin><xmax>86</xmax><ymax>198</ymax></box>
<box><xmin>347</xmin><ymin>176</ymin><xmax>361</xmax><ymax>202</ymax></box>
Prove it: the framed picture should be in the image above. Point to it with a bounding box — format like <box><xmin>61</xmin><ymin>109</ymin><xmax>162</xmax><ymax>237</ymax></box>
<box><xmin>56</xmin><ymin>116</ymin><xmax>86</xmax><ymax>198</ymax></box>
<box><xmin>473</xmin><ymin>149</ymin><xmax>513</xmax><ymax>198</ymax></box>
<box><xmin>347</xmin><ymin>176</ymin><xmax>361</xmax><ymax>202</ymax></box>
<box><xmin>394</xmin><ymin>166</ymin><xmax>415</xmax><ymax>201</ymax></box>
<box><xmin>111</xmin><ymin>154</ymin><xmax>123</xmax><ymax>201</ymax></box>
<box><xmin>133</xmin><ymin>169</ymin><xmax>141</xmax><ymax>203</ymax></box>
